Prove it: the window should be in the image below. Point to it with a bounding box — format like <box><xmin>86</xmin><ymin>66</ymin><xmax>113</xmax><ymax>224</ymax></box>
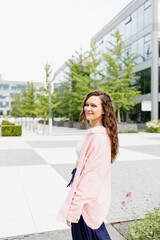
<box><xmin>159</xmin><ymin>67</ymin><xmax>160</xmax><ymax>92</ymax></box>
<box><xmin>11</xmin><ymin>85</ymin><xmax>17</xmax><ymax>91</ymax></box>
<box><xmin>144</xmin><ymin>1</ymin><xmax>151</xmax><ymax>27</ymax></box>
<box><xmin>125</xmin><ymin>16</ymin><xmax>131</xmax><ymax>39</ymax></box>
<box><xmin>144</xmin><ymin>0</ymin><xmax>151</xmax><ymax>10</ymax></box>
<box><xmin>144</xmin><ymin>41</ymin><xmax>151</xmax><ymax>60</ymax></box>
<box><xmin>137</xmin><ymin>5</ymin><xmax>144</xmax><ymax>32</ymax></box>
<box><xmin>135</xmin><ymin>68</ymin><xmax>151</xmax><ymax>94</ymax></box>
<box><xmin>159</xmin><ymin>0</ymin><xmax>160</xmax><ymax>22</ymax></box>
<box><xmin>132</xmin><ymin>41</ymin><xmax>138</xmax><ymax>55</ymax></box>
<box><xmin>126</xmin><ymin>45</ymin><xmax>131</xmax><ymax>57</ymax></box>
<box><xmin>0</xmin><ymin>84</ymin><xmax>9</xmax><ymax>90</ymax></box>
<box><xmin>0</xmin><ymin>93</ymin><xmax>9</xmax><ymax>99</ymax></box>
<box><xmin>144</xmin><ymin>34</ymin><xmax>152</xmax><ymax>60</ymax></box>
<box><xmin>119</xmin><ymin>21</ymin><xmax>125</xmax><ymax>41</ymax></box>
<box><xmin>99</xmin><ymin>38</ymin><xmax>104</xmax><ymax>45</ymax></box>
<box><xmin>137</xmin><ymin>38</ymin><xmax>144</xmax><ymax>63</ymax></box>
<box><xmin>125</xmin><ymin>16</ymin><xmax>131</xmax><ymax>24</ymax></box>
<box><xmin>0</xmin><ymin>110</ymin><xmax>3</xmax><ymax>115</ymax></box>
<box><xmin>110</xmin><ymin>29</ymin><xmax>116</xmax><ymax>43</ymax></box>
<box><xmin>131</xmin><ymin>41</ymin><xmax>138</xmax><ymax>63</ymax></box>
<box><xmin>0</xmin><ymin>101</ymin><xmax>9</xmax><ymax>108</ymax></box>
<box><xmin>131</xmin><ymin>10</ymin><xmax>137</xmax><ymax>35</ymax></box>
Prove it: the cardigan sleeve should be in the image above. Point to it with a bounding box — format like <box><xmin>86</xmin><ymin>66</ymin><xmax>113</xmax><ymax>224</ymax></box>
<box><xmin>66</xmin><ymin>133</ymin><xmax>111</xmax><ymax>223</ymax></box>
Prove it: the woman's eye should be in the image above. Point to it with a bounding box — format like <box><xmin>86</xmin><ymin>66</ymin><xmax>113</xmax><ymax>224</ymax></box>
<box><xmin>92</xmin><ymin>105</ymin><xmax>96</xmax><ymax>107</ymax></box>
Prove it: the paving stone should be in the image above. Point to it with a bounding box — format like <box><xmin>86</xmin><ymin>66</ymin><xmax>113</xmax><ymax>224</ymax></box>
<box><xmin>121</xmin><ymin>144</ymin><xmax>160</xmax><ymax>157</ymax></box>
<box><xmin>0</xmin><ymin>149</ymin><xmax>46</xmax><ymax>166</ymax></box>
<box><xmin>27</xmin><ymin>140</ymin><xmax>79</xmax><ymax>148</ymax></box>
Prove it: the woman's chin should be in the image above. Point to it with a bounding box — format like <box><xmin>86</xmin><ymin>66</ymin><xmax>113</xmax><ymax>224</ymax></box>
<box><xmin>86</xmin><ymin>116</ymin><xmax>93</xmax><ymax>121</ymax></box>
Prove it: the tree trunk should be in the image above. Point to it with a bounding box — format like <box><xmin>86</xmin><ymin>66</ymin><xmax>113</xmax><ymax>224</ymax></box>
<box><xmin>29</xmin><ymin>118</ymin><xmax>31</xmax><ymax>130</ymax></box>
<box><xmin>117</xmin><ymin>109</ymin><xmax>121</xmax><ymax>123</ymax></box>
<box><xmin>25</xmin><ymin>118</ymin><xmax>27</xmax><ymax>128</ymax></box>
<box><xmin>43</xmin><ymin>119</ymin><xmax>46</xmax><ymax>135</ymax></box>
<box><xmin>32</xmin><ymin>118</ymin><xmax>35</xmax><ymax>132</ymax></box>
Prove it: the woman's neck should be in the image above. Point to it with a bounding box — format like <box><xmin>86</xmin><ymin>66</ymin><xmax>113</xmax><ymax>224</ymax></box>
<box><xmin>89</xmin><ymin>122</ymin><xmax>103</xmax><ymax>128</ymax></box>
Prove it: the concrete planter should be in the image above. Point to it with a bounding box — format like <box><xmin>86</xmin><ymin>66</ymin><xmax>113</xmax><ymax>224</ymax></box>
<box><xmin>73</xmin><ymin>122</ymin><xmax>80</xmax><ymax>128</ymax></box>
<box><xmin>68</xmin><ymin>122</ymin><xmax>74</xmax><ymax>128</ymax></box>
<box><xmin>63</xmin><ymin>122</ymin><xmax>69</xmax><ymax>127</ymax></box>
<box><xmin>118</xmin><ymin>123</ymin><xmax>137</xmax><ymax>132</ymax></box>
<box><xmin>54</xmin><ymin>121</ymin><xmax>137</xmax><ymax>132</ymax></box>
<box><xmin>57</xmin><ymin>121</ymin><xmax>64</xmax><ymax>127</ymax></box>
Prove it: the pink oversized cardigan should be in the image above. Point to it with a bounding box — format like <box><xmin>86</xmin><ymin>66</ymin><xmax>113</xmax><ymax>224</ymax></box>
<box><xmin>56</xmin><ymin>126</ymin><xmax>111</xmax><ymax>229</ymax></box>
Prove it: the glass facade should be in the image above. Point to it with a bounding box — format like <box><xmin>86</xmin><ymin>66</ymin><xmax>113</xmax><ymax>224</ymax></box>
<box><xmin>159</xmin><ymin>0</ymin><xmax>160</xmax><ymax>23</ymax></box>
<box><xmin>159</xmin><ymin>67</ymin><xmax>160</xmax><ymax>92</ymax></box>
<box><xmin>97</xmin><ymin>0</ymin><xmax>152</xmax><ymax>49</ymax></box>
<box><xmin>96</xmin><ymin>1</ymin><xmax>152</xmax><ymax>67</ymax></box>
<box><xmin>134</xmin><ymin>68</ymin><xmax>151</xmax><ymax>94</ymax></box>
<box><xmin>128</xmin><ymin>103</ymin><xmax>151</xmax><ymax>123</ymax></box>
<box><xmin>126</xmin><ymin>33</ymin><xmax>152</xmax><ymax>63</ymax></box>
<box><xmin>159</xmin><ymin>32</ymin><xmax>160</xmax><ymax>57</ymax></box>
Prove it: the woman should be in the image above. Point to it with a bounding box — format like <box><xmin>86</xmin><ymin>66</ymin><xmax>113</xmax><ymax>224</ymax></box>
<box><xmin>56</xmin><ymin>90</ymin><xmax>119</xmax><ymax>240</ymax></box>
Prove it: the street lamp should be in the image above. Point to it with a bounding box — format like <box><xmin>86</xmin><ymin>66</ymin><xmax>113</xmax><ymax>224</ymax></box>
<box><xmin>49</xmin><ymin>80</ymin><xmax>54</xmax><ymax>136</ymax></box>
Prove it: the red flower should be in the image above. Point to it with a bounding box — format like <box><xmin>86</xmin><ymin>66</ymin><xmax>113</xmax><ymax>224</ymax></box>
<box><xmin>121</xmin><ymin>201</ymin><xmax>126</xmax><ymax>207</ymax></box>
<box><xmin>126</xmin><ymin>192</ymin><xmax>132</xmax><ymax>197</ymax></box>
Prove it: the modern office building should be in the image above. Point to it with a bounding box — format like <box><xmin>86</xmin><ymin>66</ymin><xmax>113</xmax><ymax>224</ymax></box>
<box><xmin>91</xmin><ymin>0</ymin><xmax>159</xmax><ymax>122</ymax></box>
<box><xmin>54</xmin><ymin>0</ymin><xmax>159</xmax><ymax>122</ymax></box>
<box><xmin>0</xmin><ymin>79</ymin><xmax>42</xmax><ymax>116</ymax></box>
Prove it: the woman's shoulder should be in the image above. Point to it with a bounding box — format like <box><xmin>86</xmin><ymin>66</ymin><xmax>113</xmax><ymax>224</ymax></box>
<box><xmin>86</xmin><ymin>127</ymin><xmax>110</xmax><ymax>145</ymax></box>
<box><xmin>87</xmin><ymin>125</ymin><xmax>106</xmax><ymax>134</ymax></box>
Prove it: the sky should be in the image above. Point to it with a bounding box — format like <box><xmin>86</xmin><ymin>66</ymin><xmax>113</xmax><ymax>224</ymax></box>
<box><xmin>0</xmin><ymin>0</ymin><xmax>132</xmax><ymax>83</ymax></box>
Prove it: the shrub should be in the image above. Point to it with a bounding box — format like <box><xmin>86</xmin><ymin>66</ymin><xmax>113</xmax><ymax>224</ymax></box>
<box><xmin>1</xmin><ymin>125</ymin><xmax>22</xmax><ymax>136</ymax></box>
<box><xmin>62</xmin><ymin>117</ymin><xmax>66</xmax><ymax>122</ymax></box>
<box><xmin>146</xmin><ymin>120</ymin><xmax>160</xmax><ymax>133</ymax></box>
<box><xmin>126</xmin><ymin>205</ymin><xmax>160</xmax><ymax>240</ymax></box>
<box><xmin>1</xmin><ymin>120</ymin><xmax>15</xmax><ymax>126</ymax></box>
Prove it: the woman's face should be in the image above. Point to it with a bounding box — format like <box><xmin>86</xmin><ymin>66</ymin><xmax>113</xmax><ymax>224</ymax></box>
<box><xmin>84</xmin><ymin>96</ymin><xmax>104</xmax><ymax>126</ymax></box>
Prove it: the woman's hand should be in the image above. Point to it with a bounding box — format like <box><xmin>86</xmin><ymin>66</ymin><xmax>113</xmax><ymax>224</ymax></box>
<box><xmin>66</xmin><ymin>220</ymin><xmax>72</xmax><ymax>227</ymax></box>
<box><xmin>75</xmin><ymin>160</ymin><xmax>79</xmax><ymax>168</ymax></box>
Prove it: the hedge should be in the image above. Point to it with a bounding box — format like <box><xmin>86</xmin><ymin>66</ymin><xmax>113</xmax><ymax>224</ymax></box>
<box><xmin>1</xmin><ymin>121</ymin><xmax>15</xmax><ymax>126</ymax></box>
<box><xmin>1</xmin><ymin>125</ymin><xmax>22</xmax><ymax>136</ymax></box>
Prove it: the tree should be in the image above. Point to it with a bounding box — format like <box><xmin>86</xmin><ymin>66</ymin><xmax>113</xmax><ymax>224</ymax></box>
<box><xmin>11</xmin><ymin>94</ymin><xmax>23</xmax><ymax>119</ymax></box>
<box><xmin>36</xmin><ymin>62</ymin><xmax>57</xmax><ymax>134</ymax></box>
<box><xmin>102</xmin><ymin>29</ymin><xmax>141</xmax><ymax>122</ymax></box>
<box><xmin>55</xmin><ymin>45</ymin><xmax>104</xmax><ymax>122</ymax></box>
<box><xmin>55</xmin><ymin>49</ymin><xmax>89</xmax><ymax>121</ymax></box>
<box><xmin>18</xmin><ymin>82</ymin><xmax>37</xmax><ymax>130</ymax></box>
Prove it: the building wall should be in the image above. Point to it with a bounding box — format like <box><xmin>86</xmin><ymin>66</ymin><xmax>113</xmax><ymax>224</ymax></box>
<box><xmin>0</xmin><ymin>81</ymin><xmax>42</xmax><ymax>116</ymax></box>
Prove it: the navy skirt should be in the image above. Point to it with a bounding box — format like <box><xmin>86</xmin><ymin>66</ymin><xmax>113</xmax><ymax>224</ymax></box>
<box><xmin>71</xmin><ymin>215</ymin><xmax>111</xmax><ymax>240</ymax></box>
<box><xmin>67</xmin><ymin>168</ymin><xmax>111</xmax><ymax>240</ymax></box>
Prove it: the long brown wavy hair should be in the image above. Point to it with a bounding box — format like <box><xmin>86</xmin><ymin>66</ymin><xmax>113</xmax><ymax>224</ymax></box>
<box><xmin>79</xmin><ymin>90</ymin><xmax>119</xmax><ymax>163</ymax></box>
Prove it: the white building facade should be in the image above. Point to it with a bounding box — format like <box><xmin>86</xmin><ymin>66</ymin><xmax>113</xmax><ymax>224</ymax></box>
<box><xmin>0</xmin><ymin>79</ymin><xmax>42</xmax><ymax>116</ymax></box>
<box><xmin>91</xmin><ymin>0</ymin><xmax>160</xmax><ymax>122</ymax></box>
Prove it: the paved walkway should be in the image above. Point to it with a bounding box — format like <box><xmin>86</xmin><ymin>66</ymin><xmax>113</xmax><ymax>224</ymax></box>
<box><xmin>0</xmin><ymin>126</ymin><xmax>160</xmax><ymax>239</ymax></box>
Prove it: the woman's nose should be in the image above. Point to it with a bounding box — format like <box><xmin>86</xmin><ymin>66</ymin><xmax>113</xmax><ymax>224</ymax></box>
<box><xmin>86</xmin><ymin>105</ymin><xmax>91</xmax><ymax>110</ymax></box>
